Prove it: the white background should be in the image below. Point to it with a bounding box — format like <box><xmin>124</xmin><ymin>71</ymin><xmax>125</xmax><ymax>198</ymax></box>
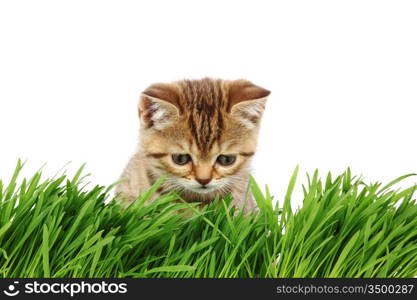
<box><xmin>1</xmin><ymin>0</ymin><xmax>416</xmax><ymax>208</ymax></box>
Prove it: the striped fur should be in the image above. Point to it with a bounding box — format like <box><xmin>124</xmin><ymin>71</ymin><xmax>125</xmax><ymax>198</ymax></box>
<box><xmin>116</xmin><ymin>78</ymin><xmax>270</xmax><ymax>212</ymax></box>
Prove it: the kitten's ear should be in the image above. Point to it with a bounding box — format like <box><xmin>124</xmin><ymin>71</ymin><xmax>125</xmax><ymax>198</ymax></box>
<box><xmin>229</xmin><ymin>80</ymin><xmax>270</xmax><ymax>128</ymax></box>
<box><xmin>139</xmin><ymin>83</ymin><xmax>180</xmax><ymax>130</ymax></box>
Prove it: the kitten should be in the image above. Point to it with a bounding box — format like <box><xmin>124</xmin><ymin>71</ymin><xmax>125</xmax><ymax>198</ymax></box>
<box><xmin>116</xmin><ymin>78</ymin><xmax>270</xmax><ymax>212</ymax></box>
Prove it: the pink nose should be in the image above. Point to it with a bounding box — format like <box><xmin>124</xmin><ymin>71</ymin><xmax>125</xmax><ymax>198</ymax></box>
<box><xmin>196</xmin><ymin>178</ymin><xmax>211</xmax><ymax>186</ymax></box>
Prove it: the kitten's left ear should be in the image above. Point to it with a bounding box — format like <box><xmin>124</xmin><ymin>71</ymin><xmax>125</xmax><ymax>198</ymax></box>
<box><xmin>139</xmin><ymin>83</ymin><xmax>180</xmax><ymax>130</ymax></box>
<box><xmin>229</xmin><ymin>80</ymin><xmax>271</xmax><ymax>128</ymax></box>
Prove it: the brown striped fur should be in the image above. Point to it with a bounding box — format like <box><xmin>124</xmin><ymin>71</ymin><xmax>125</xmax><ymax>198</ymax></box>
<box><xmin>116</xmin><ymin>78</ymin><xmax>270</xmax><ymax>212</ymax></box>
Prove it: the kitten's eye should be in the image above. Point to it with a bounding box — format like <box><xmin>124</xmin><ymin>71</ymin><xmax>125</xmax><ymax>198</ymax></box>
<box><xmin>216</xmin><ymin>154</ymin><xmax>236</xmax><ymax>166</ymax></box>
<box><xmin>172</xmin><ymin>154</ymin><xmax>191</xmax><ymax>165</ymax></box>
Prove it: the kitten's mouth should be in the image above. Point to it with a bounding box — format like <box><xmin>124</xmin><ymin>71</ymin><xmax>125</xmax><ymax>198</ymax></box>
<box><xmin>189</xmin><ymin>186</ymin><xmax>216</xmax><ymax>194</ymax></box>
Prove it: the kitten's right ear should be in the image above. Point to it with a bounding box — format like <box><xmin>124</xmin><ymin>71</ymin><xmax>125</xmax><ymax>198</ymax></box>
<box><xmin>139</xmin><ymin>83</ymin><xmax>180</xmax><ymax>130</ymax></box>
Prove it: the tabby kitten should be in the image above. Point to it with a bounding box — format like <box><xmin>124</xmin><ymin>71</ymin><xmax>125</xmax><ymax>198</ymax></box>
<box><xmin>116</xmin><ymin>78</ymin><xmax>270</xmax><ymax>211</ymax></box>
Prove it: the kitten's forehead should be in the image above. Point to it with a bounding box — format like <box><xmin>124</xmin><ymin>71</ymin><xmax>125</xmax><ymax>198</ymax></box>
<box><xmin>178</xmin><ymin>78</ymin><xmax>228</xmax><ymax>154</ymax></box>
<box><xmin>145</xmin><ymin>78</ymin><xmax>268</xmax><ymax>154</ymax></box>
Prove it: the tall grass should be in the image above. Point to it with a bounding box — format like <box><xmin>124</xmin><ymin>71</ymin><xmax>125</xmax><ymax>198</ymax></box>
<box><xmin>0</xmin><ymin>160</ymin><xmax>416</xmax><ymax>277</ymax></box>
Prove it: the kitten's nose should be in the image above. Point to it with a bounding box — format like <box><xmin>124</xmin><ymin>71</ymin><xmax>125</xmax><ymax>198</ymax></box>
<box><xmin>196</xmin><ymin>178</ymin><xmax>211</xmax><ymax>186</ymax></box>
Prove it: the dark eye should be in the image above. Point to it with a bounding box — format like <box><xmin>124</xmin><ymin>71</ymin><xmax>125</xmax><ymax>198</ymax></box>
<box><xmin>172</xmin><ymin>154</ymin><xmax>191</xmax><ymax>165</ymax></box>
<box><xmin>216</xmin><ymin>154</ymin><xmax>236</xmax><ymax>166</ymax></box>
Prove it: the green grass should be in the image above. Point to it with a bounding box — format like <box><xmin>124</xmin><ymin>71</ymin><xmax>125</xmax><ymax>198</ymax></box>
<box><xmin>0</xmin><ymin>160</ymin><xmax>417</xmax><ymax>278</ymax></box>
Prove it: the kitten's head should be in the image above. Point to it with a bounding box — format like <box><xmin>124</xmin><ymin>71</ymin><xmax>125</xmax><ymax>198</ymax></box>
<box><xmin>138</xmin><ymin>78</ymin><xmax>270</xmax><ymax>200</ymax></box>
